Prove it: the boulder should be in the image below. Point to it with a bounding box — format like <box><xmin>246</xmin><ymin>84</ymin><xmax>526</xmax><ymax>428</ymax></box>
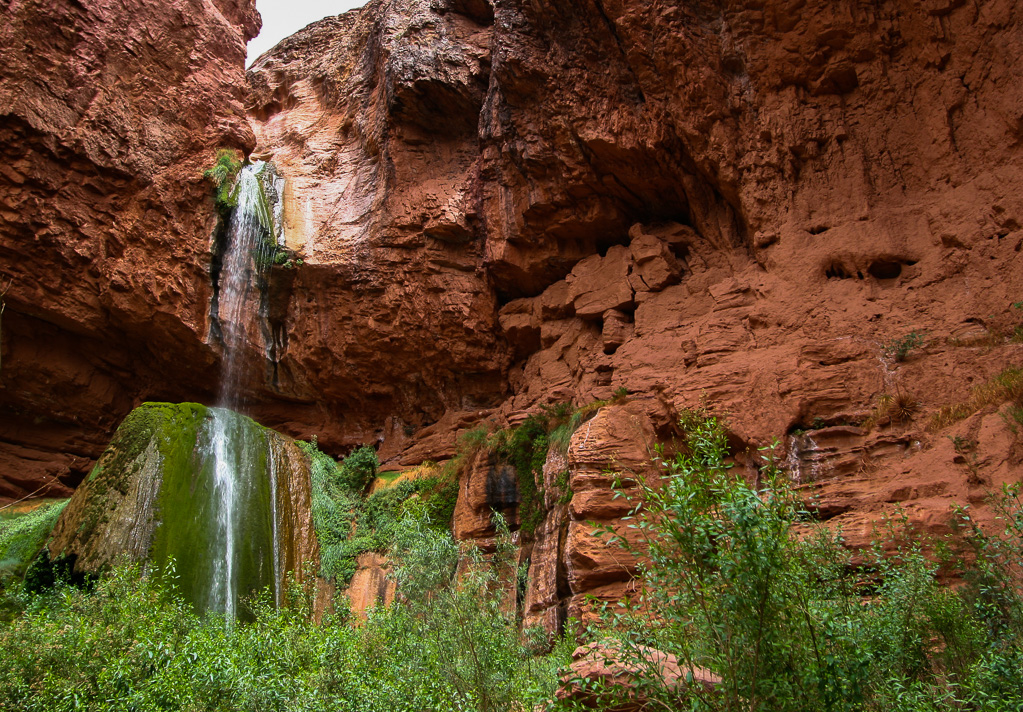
<box><xmin>556</xmin><ymin>640</ymin><xmax>721</xmax><ymax>711</ymax></box>
<box><xmin>568</xmin><ymin>246</ymin><xmax>635</xmax><ymax>319</ymax></box>
<box><xmin>628</xmin><ymin>231</ymin><xmax>681</xmax><ymax>292</ymax></box>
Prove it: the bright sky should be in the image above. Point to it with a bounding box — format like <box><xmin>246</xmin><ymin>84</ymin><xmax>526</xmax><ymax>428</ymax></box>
<box><xmin>247</xmin><ymin>0</ymin><xmax>366</xmax><ymax>66</ymax></box>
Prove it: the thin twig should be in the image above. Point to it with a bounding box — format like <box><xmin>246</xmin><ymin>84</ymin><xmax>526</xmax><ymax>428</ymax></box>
<box><xmin>0</xmin><ymin>475</ymin><xmax>60</xmax><ymax>512</ymax></box>
<box><xmin>0</xmin><ymin>278</ymin><xmax>11</xmax><ymax>375</ymax></box>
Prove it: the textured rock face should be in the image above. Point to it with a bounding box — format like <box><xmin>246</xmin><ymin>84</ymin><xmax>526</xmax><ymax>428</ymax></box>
<box><xmin>0</xmin><ymin>0</ymin><xmax>260</xmax><ymax>501</ymax></box>
<box><xmin>244</xmin><ymin>0</ymin><xmax>505</xmax><ymax>455</ymax></box>
<box><xmin>521</xmin><ymin>401</ymin><xmax>676</xmax><ymax>630</ymax></box>
<box><xmin>346</xmin><ymin>552</ymin><xmax>396</xmax><ymax>616</ymax></box>
<box><xmin>3</xmin><ymin>0</ymin><xmax>1023</xmax><ymax>635</ymax></box>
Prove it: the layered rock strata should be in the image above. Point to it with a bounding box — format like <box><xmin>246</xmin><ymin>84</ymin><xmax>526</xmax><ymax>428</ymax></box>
<box><xmin>2</xmin><ymin>0</ymin><xmax>1022</xmax><ymax>635</ymax></box>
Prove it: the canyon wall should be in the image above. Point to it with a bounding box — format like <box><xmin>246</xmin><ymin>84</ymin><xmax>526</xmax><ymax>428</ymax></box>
<box><xmin>2</xmin><ymin>0</ymin><xmax>1023</xmax><ymax>632</ymax></box>
<box><xmin>246</xmin><ymin>0</ymin><xmax>1023</xmax><ymax>626</ymax></box>
<box><xmin>0</xmin><ymin>0</ymin><xmax>260</xmax><ymax>500</ymax></box>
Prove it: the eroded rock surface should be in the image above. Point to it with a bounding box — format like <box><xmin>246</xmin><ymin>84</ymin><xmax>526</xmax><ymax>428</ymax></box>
<box><xmin>0</xmin><ymin>0</ymin><xmax>260</xmax><ymax>500</ymax></box>
<box><xmin>3</xmin><ymin>0</ymin><xmax>1023</xmax><ymax>634</ymax></box>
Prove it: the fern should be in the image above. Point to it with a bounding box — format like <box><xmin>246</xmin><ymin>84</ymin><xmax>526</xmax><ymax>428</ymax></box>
<box><xmin>202</xmin><ymin>149</ymin><xmax>243</xmax><ymax>208</ymax></box>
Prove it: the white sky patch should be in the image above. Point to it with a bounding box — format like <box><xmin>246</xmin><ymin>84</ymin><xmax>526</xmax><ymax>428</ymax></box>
<box><xmin>247</xmin><ymin>0</ymin><xmax>366</xmax><ymax>67</ymax></box>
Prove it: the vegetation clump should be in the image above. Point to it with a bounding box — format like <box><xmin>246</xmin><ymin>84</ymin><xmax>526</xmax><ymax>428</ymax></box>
<box><xmin>930</xmin><ymin>366</ymin><xmax>1023</xmax><ymax>430</ymax></box>
<box><xmin>463</xmin><ymin>396</ymin><xmax>625</xmax><ymax>537</ymax></box>
<box><xmin>0</xmin><ymin>500</ymin><xmax>68</xmax><ymax>586</ymax></box>
<box><xmin>303</xmin><ymin>442</ymin><xmax>458</xmax><ymax>585</ymax></box>
<box><xmin>584</xmin><ymin>409</ymin><xmax>1023</xmax><ymax>711</ymax></box>
<box><xmin>862</xmin><ymin>389</ymin><xmax>919</xmax><ymax>431</ymax></box>
<box><xmin>203</xmin><ymin>149</ymin><xmax>243</xmax><ymax>209</ymax></box>
<box><xmin>883</xmin><ymin>331</ymin><xmax>926</xmax><ymax>362</ymax></box>
<box><xmin>0</xmin><ymin>525</ymin><xmax>570</xmax><ymax>712</ymax></box>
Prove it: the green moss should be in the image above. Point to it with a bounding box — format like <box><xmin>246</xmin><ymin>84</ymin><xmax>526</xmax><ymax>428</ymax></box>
<box><xmin>203</xmin><ymin>149</ymin><xmax>243</xmax><ymax>209</ymax></box>
<box><xmin>0</xmin><ymin>500</ymin><xmax>69</xmax><ymax>585</ymax></box>
<box><xmin>57</xmin><ymin>402</ymin><xmax>289</xmax><ymax>618</ymax></box>
<box><xmin>72</xmin><ymin>403</ymin><xmax>209</xmax><ymax>549</ymax></box>
<box><xmin>302</xmin><ymin>443</ymin><xmax>454</xmax><ymax>585</ymax></box>
<box><xmin>150</xmin><ymin>406</ymin><xmax>278</xmax><ymax>618</ymax></box>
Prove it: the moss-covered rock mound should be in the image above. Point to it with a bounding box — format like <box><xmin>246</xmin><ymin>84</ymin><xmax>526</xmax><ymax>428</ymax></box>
<box><xmin>47</xmin><ymin>403</ymin><xmax>319</xmax><ymax>615</ymax></box>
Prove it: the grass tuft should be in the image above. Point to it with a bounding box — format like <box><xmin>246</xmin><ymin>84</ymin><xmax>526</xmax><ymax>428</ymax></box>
<box><xmin>930</xmin><ymin>367</ymin><xmax>1023</xmax><ymax>431</ymax></box>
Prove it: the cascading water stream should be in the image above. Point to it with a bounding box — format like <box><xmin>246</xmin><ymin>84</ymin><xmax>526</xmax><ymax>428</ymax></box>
<box><xmin>204</xmin><ymin>161</ymin><xmax>282</xmax><ymax>619</ymax></box>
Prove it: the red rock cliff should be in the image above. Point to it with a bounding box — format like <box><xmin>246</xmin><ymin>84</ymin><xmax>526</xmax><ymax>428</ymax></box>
<box><xmin>0</xmin><ymin>0</ymin><xmax>259</xmax><ymax>500</ymax></box>
<box><xmin>2</xmin><ymin>0</ymin><xmax>1023</xmax><ymax>629</ymax></box>
<box><xmin>242</xmin><ymin>0</ymin><xmax>1023</xmax><ymax>627</ymax></box>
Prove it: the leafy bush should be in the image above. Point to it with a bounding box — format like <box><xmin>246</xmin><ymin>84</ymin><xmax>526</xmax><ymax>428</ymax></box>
<box><xmin>384</xmin><ymin>513</ymin><xmax>571</xmax><ymax>711</ymax></box>
<box><xmin>883</xmin><ymin>331</ymin><xmax>925</xmax><ymax>362</ymax></box>
<box><xmin>0</xmin><ymin>524</ymin><xmax>569</xmax><ymax>712</ymax></box>
<box><xmin>0</xmin><ymin>500</ymin><xmax>68</xmax><ymax>585</ymax></box>
<box><xmin>339</xmin><ymin>446</ymin><xmax>378</xmax><ymax>492</ymax></box>
<box><xmin>573</xmin><ymin>410</ymin><xmax>1023</xmax><ymax>712</ymax></box>
<box><xmin>302</xmin><ymin>442</ymin><xmax>457</xmax><ymax>585</ymax></box>
<box><xmin>203</xmin><ymin>149</ymin><xmax>243</xmax><ymax>209</ymax></box>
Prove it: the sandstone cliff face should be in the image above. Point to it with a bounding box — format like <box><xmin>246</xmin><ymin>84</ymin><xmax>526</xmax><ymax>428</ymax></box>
<box><xmin>2</xmin><ymin>0</ymin><xmax>1023</xmax><ymax>635</ymax></box>
<box><xmin>245</xmin><ymin>0</ymin><xmax>1023</xmax><ymax>602</ymax></box>
<box><xmin>244</xmin><ymin>0</ymin><xmax>505</xmax><ymax>456</ymax></box>
<box><xmin>0</xmin><ymin>0</ymin><xmax>260</xmax><ymax>501</ymax></box>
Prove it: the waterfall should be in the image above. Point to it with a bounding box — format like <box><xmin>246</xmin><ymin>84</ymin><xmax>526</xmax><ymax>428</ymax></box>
<box><xmin>47</xmin><ymin>164</ymin><xmax>306</xmax><ymax>619</ymax></box>
<box><xmin>204</xmin><ymin>161</ymin><xmax>282</xmax><ymax>618</ymax></box>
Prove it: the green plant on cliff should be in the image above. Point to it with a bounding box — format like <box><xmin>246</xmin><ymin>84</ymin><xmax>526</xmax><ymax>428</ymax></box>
<box><xmin>460</xmin><ymin>400</ymin><xmax>609</xmax><ymax>538</ymax></box>
<box><xmin>304</xmin><ymin>442</ymin><xmax>462</xmax><ymax>585</ymax></box>
<box><xmin>302</xmin><ymin>441</ymin><xmax>366</xmax><ymax>584</ymax></box>
<box><xmin>383</xmin><ymin>513</ymin><xmax>570</xmax><ymax>711</ymax></box>
<box><xmin>883</xmin><ymin>331</ymin><xmax>926</xmax><ymax>362</ymax></box>
<box><xmin>568</xmin><ymin>410</ymin><xmax>1023</xmax><ymax>712</ymax></box>
<box><xmin>495</xmin><ymin>415</ymin><xmax>550</xmax><ymax>536</ymax></box>
<box><xmin>203</xmin><ymin>149</ymin><xmax>243</xmax><ymax>209</ymax></box>
<box><xmin>930</xmin><ymin>366</ymin><xmax>1023</xmax><ymax>431</ymax></box>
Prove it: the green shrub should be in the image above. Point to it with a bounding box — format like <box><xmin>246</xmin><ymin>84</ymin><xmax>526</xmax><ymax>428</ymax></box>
<box><xmin>0</xmin><ymin>500</ymin><xmax>68</xmax><ymax>585</ymax></box>
<box><xmin>302</xmin><ymin>442</ymin><xmax>455</xmax><ymax>585</ymax></box>
<box><xmin>203</xmin><ymin>149</ymin><xmax>243</xmax><ymax>209</ymax></box>
<box><xmin>574</xmin><ymin>409</ymin><xmax>1023</xmax><ymax>712</ymax></box>
<box><xmin>339</xmin><ymin>446</ymin><xmax>378</xmax><ymax>492</ymax></box>
<box><xmin>883</xmin><ymin>332</ymin><xmax>926</xmax><ymax>362</ymax></box>
<box><xmin>0</xmin><ymin>530</ymin><xmax>569</xmax><ymax>712</ymax></box>
<box><xmin>385</xmin><ymin>513</ymin><xmax>571</xmax><ymax>711</ymax></box>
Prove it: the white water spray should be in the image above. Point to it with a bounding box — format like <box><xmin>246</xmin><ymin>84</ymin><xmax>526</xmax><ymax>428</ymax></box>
<box><xmin>207</xmin><ymin>161</ymin><xmax>283</xmax><ymax>618</ymax></box>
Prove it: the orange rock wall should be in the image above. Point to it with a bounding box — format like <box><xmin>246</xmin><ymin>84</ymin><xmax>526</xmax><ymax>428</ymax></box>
<box><xmin>2</xmin><ymin>0</ymin><xmax>1022</xmax><ymax>631</ymax></box>
<box><xmin>0</xmin><ymin>0</ymin><xmax>260</xmax><ymax>500</ymax></box>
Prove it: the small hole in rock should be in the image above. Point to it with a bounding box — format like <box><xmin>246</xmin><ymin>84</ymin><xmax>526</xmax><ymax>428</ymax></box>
<box><xmin>825</xmin><ymin>262</ymin><xmax>849</xmax><ymax>279</ymax></box>
<box><xmin>868</xmin><ymin>260</ymin><xmax>902</xmax><ymax>280</ymax></box>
